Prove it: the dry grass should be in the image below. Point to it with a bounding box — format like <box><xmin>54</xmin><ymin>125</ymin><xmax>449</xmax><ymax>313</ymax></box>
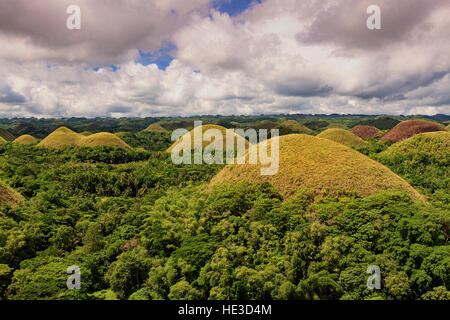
<box><xmin>38</xmin><ymin>127</ymin><xmax>129</xmax><ymax>148</ymax></box>
<box><xmin>279</xmin><ymin>120</ymin><xmax>313</xmax><ymax>134</ymax></box>
<box><xmin>381</xmin><ymin>120</ymin><xmax>446</xmax><ymax>142</ymax></box>
<box><xmin>317</xmin><ymin>128</ymin><xmax>367</xmax><ymax>148</ymax></box>
<box><xmin>0</xmin><ymin>181</ymin><xmax>25</xmax><ymax>207</ymax></box>
<box><xmin>381</xmin><ymin>131</ymin><xmax>450</xmax><ymax>158</ymax></box>
<box><xmin>350</xmin><ymin>125</ymin><xmax>379</xmax><ymax>140</ymax></box>
<box><xmin>144</xmin><ymin>123</ymin><xmax>167</xmax><ymax>132</ymax></box>
<box><xmin>78</xmin><ymin>132</ymin><xmax>130</xmax><ymax>148</ymax></box>
<box><xmin>80</xmin><ymin>131</ymin><xmax>93</xmax><ymax>136</ymax></box>
<box><xmin>0</xmin><ymin>136</ymin><xmax>6</xmax><ymax>143</ymax></box>
<box><xmin>14</xmin><ymin>134</ymin><xmax>37</xmax><ymax>145</ymax></box>
<box><xmin>38</xmin><ymin>127</ymin><xmax>84</xmax><ymax>147</ymax></box>
<box><xmin>210</xmin><ymin>134</ymin><xmax>423</xmax><ymax>200</ymax></box>
<box><xmin>167</xmin><ymin>124</ymin><xmax>249</xmax><ymax>152</ymax></box>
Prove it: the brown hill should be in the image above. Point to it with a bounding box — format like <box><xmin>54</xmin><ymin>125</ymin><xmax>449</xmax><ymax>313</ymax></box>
<box><xmin>14</xmin><ymin>135</ymin><xmax>37</xmax><ymax>144</ymax></box>
<box><xmin>381</xmin><ymin>120</ymin><xmax>446</xmax><ymax>142</ymax></box>
<box><xmin>317</xmin><ymin>128</ymin><xmax>367</xmax><ymax>148</ymax></box>
<box><xmin>350</xmin><ymin>125</ymin><xmax>380</xmax><ymax>140</ymax></box>
<box><xmin>210</xmin><ymin>134</ymin><xmax>423</xmax><ymax>200</ymax></box>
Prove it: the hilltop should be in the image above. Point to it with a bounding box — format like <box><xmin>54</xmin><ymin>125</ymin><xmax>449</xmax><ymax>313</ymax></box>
<box><xmin>317</xmin><ymin>128</ymin><xmax>367</xmax><ymax>148</ymax></box>
<box><xmin>38</xmin><ymin>127</ymin><xmax>130</xmax><ymax>148</ymax></box>
<box><xmin>350</xmin><ymin>125</ymin><xmax>379</xmax><ymax>140</ymax></box>
<box><xmin>277</xmin><ymin>120</ymin><xmax>313</xmax><ymax>134</ymax></box>
<box><xmin>167</xmin><ymin>124</ymin><xmax>249</xmax><ymax>153</ymax></box>
<box><xmin>381</xmin><ymin>120</ymin><xmax>446</xmax><ymax>142</ymax></box>
<box><xmin>78</xmin><ymin>133</ymin><xmax>130</xmax><ymax>148</ymax></box>
<box><xmin>380</xmin><ymin>131</ymin><xmax>450</xmax><ymax>158</ymax></box>
<box><xmin>210</xmin><ymin>134</ymin><xmax>422</xmax><ymax>200</ymax></box>
<box><xmin>14</xmin><ymin>134</ymin><xmax>37</xmax><ymax>145</ymax></box>
<box><xmin>144</xmin><ymin>123</ymin><xmax>168</xmax><ymax>132</ymax></box>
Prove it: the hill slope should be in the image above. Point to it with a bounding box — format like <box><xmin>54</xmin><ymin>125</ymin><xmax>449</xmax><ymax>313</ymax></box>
<box><xmin>278</xmin><ymin>120</ymin><xmax>313</xmax><ymax>134</ymax></box>
<box><xmin>144</xmin><ymin>123</ymin><xmax>167</xmax><ymax>132</ymax></box>
<box><xmin>38</xmin><ymin>127</ymin><xmax>83</xmax><ymax>147</ymax></box>
<box><xmin>381</xmin><ymin>120</ymin><xmax>446</xmax><ymax>142</ymax></box>
<box><xmin>210</xmin><ymin>134</ymin><xmax>422</xmax><ymax>200</ymax></box>
<box><xmin>0</xmin><ymin>182</ymin><xmax>25</xmax><ymax>207</ymax></box>
<box><xmin>317</xmin><ymin>128</ymin><xmax>367</xmax><ymax>148</ymax></box>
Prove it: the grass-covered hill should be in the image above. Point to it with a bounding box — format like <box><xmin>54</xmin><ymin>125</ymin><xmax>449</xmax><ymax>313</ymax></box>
<box><xmin>211</xmin><ymin>134</ymin><xmax>422</xmax><ymax>200</ymax></box>
<box><xmin>350</xmin><ymin>125</ymin><xmax>379</xmax><ymax>140</ymax></box>
<box><xmin>38</xmin><ymin>127</ymin><xmax>130</xmax><ymax>149</ymax></box>
<box><xmin>381</xmin><ymin>120</ymin><xmax>446</xmax><ymax>142</ymax></box>
<box><xmin>167</xmin><ymin>124</ymin><xmax>249</xmax><ymax>153</ymax></box>
<box><xmin>13</xmin><ymin>135</ymin><xmax>37</xmax><ymax>145</ymax></box>
<box><xmin>317</xmin><ymin>128</ymin><xmax>367</xmax><ymax>148</ymax></box>
<box><xmin>0</xmin><ymin>136</ymin><xmax>6</xmax><ymax>143</ymax></box>
<box><xmin>78</xmin><ymin>133</ymin><xmax>130</xmax><ymax>149</ymax></box>
<box><xmin>277</xmin><ymin>120</ymin><xmax>313</xmax><ymax>134</ymax></box>
<box><xmin>144</xmin><ymin>123</ymin><xmax>167</xmax><ymax>132</ymax></box>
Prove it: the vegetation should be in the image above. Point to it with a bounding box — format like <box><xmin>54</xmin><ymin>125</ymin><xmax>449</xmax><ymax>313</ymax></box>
<box><xmin>78</xmin><ymin>133</ymin><xmax>130</xmax><ymax>149</ymax></box>
<box><xmin>144</xmin><ymin>123</ymin><xmax>167</xmax><ymax>132</ymax></box>
<box><xmin>317</xmin><ymin>129</ymin><xmax>367</xmax><ymax>148</ymax></box>
<box><xmin>277</xmin><ymin>120</ymin><xmax>313</xmax><ymax>135</ymax></box>
<box><xmin>0</xmin><ymin>128</ymin><xmax>15</xmax><ymax>142</ymax></box>
<box><xmin>0</xmin><ymin>116</ymin><xmax>448</xmax><ymax>301</ymax></box>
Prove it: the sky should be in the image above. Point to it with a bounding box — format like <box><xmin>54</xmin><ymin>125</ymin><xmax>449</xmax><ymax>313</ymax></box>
<box><xmin>0</xmin><ymin>0</ymin><xmax>449</xmax><ymax>118</ymax></box>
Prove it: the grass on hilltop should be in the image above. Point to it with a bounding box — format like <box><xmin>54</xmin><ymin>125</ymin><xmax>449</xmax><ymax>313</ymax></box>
<box><xmin>38</xmin><ymin>127</ymin><xmax>130</xmax><ymax>149</ymax></box>
<box><xmin>350</xmin><ymin>125</ymin><xmax>379</xmax><ymax>140</ymax></box>
<box><xmin>277</xmin><ymin>120</ymin><xmax>313</xmax><ymax>134</ymax></box>
<box><xmin>210</xmin><ymin>134</ymin><xmax>423</xmax><ymax>200</ymax></box>
<box><xmin>0</xmin><ymin>136</ymin><xmax>6</xmax><ymax>143</ymax></box>
<box><xmin>13</xmin><ymin>134</ymin><xmax>37</xmax><ymax>145</ymax></box>
<box><xmin>381</xmin><ymin>131</ymin><xmax>450</xmax><ymax>158</ymax></box>
<box><xmin>167</xmin><ymin>124</ymin><xmax>249</xmax><ymax>153</ymax></box>
<box><xmin>0</xmin><ymin>181</ymin><xmax>25</xmax><ymax>207</ymax></box>
<box><xmin>381</xmin><ymin>120</ymin><xmax>446</xmax><ymax>143</ymax></box>
<box><xmin>78</xmin><ymin>132</ymin><xmax>130</xmax><ymax>148</ymax></box>
<box><xmin>79</xmin><ymin>131</ymin><xmax>93</xmax><ymax>136</ymax></box>
<box><xmin>144</xmin><ymin>123</ymin><xmax>168</xmax><ymax>132</ymax></box>
<box><xmin>317</xmin><ymin>128</ymin><xmax>367</xmax><ymax>148</ymax></box>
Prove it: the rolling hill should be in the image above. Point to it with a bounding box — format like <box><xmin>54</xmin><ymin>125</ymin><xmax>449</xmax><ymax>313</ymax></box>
<box><xmin>317</xmin><ymin>128</ymin><xmax>367</xmax><ymax>148</ymax></box>
<box><xmin>350</xmin><ymin>125</ymin><xmax>379</xmax><ymax>139</ymax></box>
<box><xmin>381</xmin><ymin>120</ymin><xmax>446</xmax><ymax>142</ymax></box>
<box><xmin>13</xmin><ymin>134</ymin><xmax>37</xmax><ymax>144</ymax></box>
<box><xmin>210</xmin><ymin>134</ymin><xmax>422</xmax><ymax>200</ymax></box>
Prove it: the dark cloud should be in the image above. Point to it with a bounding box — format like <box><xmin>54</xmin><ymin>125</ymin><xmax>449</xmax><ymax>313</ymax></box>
<box><xmin>0</xmin><ymin>86</ymin><xmax>26</xmax><ymax>104</ymax></box>
<box><xmin>297</xmin><ymin>0</ymin><xmax>448</xmax><ymax>50</ymax></box>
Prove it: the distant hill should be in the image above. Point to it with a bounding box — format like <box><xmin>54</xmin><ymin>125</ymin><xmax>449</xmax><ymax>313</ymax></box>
<box><xmin>0</xmin><ymin>127</ymin><xmax>15</xmax><ymax>141</ymax></box>
<box><xmin>210</xmin><ymin>134</ymin><xmax>422</xmax><ymax>200</ymax></box>
<box><xmin>144</xmin><ymin>123</ymin><xmax>167</xmax><ymax>132</ymax></box>
<box><xmin>350</xmin><ymin>125</ymin><xmax>379</xmax><ymax>139</ymax></box>
<box><xmin>0</xmin><ymin>136</ymin><xmax>6</xmax><ymax>143</ymax></box>
<box><xmin>167</xmin><ymin>124</ymin><xmax>249</xmax><ymax>153</ymax></box>
<box><xmin>78</xmin><ymin>133</ymin><xmax>130</xmax><ymax>148</ymax></box>
<box><xmin>277</xmin><ymin>120</ymin><xmax>313</xmax><ymax>134</ymax></box>
<box><xmin>353</xmin><ymin>117</ymin><xmax>400</xmax><ymax>130</ymax></box>
<box><xmin>38</xmin><ymin>127</ymin><xmax>130</xmax><ymax>148</ymax></box>
<box><xmin>317</xmin><ymin>128</ymin><xmax>367</xmax><ymax>148</ymax></box>
<box><xmin>381</xmin><ymin>120</ymin><xmax>446</xmax><ymax>142</ymax></box>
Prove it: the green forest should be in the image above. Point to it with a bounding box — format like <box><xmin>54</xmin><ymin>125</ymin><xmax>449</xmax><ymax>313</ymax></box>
<box><xmin>0</xmin><ymin>115</ymin><xmax>448</xmax><ymax>300</ymax></box>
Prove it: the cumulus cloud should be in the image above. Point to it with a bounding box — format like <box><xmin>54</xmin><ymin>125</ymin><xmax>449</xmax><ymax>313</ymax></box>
<box><xmin>0</xmin><ymin>0</ymin><xmax>449</xmax><ymax>117</ymax></box>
